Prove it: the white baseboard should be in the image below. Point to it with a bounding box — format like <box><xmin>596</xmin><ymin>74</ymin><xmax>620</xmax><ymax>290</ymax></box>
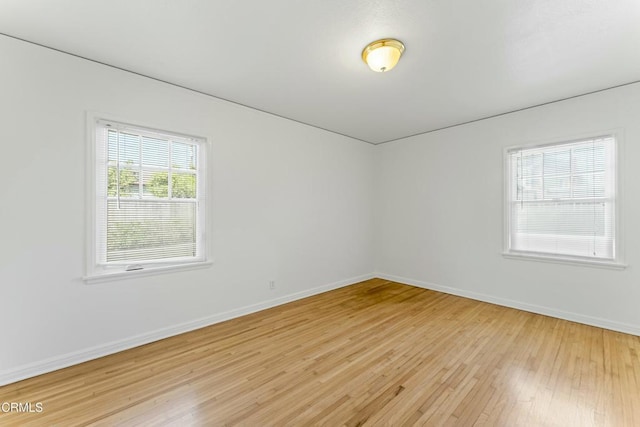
<box><xmin>0</xmin><ymin>273</ymin><xmax>374</xmax><ymax>387</ymax></box>
<box><xmin>376</xmin><ymin>272</ymin><xmax>640</xmax><ymax>337</ymax></box>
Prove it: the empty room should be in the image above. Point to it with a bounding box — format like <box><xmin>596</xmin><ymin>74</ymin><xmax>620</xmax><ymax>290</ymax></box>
<box><xmin>1</xmin><ymin>1</ymin><xmax>640</xmax><ymax>425</ymax></box>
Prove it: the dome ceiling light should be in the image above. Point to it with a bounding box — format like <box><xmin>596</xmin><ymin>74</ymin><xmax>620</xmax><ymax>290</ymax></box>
<box><xmin>361</xmin><ymin>38</ymin><xmax>405</xmax><ymax>73</ymax></box>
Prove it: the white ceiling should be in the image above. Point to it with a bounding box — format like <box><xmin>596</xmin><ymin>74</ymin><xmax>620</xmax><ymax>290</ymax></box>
<box><xmin>2</xmin><ymin>0</ymin><xmax>640</xmax><ymax>144</ymax></box>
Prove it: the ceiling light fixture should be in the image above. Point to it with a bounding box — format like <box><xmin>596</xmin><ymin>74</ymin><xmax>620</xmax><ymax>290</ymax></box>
<box><xmin>362</xmin><ymin>38</ymin><xmax>405</xmax><ymax>73</ymax></box>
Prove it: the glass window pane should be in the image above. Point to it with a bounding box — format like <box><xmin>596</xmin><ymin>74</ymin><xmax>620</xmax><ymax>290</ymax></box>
<box><xmin>543</xmin><ymin>175</ymin><xmax>571</xmax><ymax>199</ymax></box>
<box><xmin>107</xmin><ymin>167</ymin><xmax>139</xmax><ymax>197</ymax></box>
<box><xmin>172</xmin><ymin>142</ymin><xmax>197</xmax><ymax>170</ymax></box>
<box><xmin>118</xmin><ymin>132</ymin><xmax>140</xmax><ymax>165</ymax></box>
<box><xmin>143</xmin><ymin>171</ymin><xmax>169</xmax><ymax>198</ymax></box>
<box><xmin>513</xmin><ymin>201</ymin><xmax>606</xmax><ymax>237</ymax></box>
<box><xmin>572</xmin><ymin>173</ymin><xmax>605</xmax><ymax>198</ymax></box>
<box><xmin>543</xmin><ymin>149</ymin><xmax>570</xmax><ymax>176</ymax></box>
<box><xmin>142</xmin><ymin>136</ymin><xmax>169</xmax><ymax>168</ymax></box>
<box><xmin>172</xmin><ymin>172</ymin><xmax>197</xmax><ymax>199</ymax></box>
<box><xmin>572</xmin><ymin>144</ymin><xmax>605</xmax><ymax>174</ymax></box>
<box><xmin>521</xmin><ymin>177</ymin><xmax>543</xmax><ymax>201</ymax></box>
<box><xmin>108</xmin><ymin>129</ymin><xmax>118</xmax><ymax>162</ymax></box>
<box><xmin>522</xmin><ymin>153</ymin><xmax>542</xmax><ymax>177</ymax></box>
<box><xmin>106</xmin><ymin>200</ymin><xmax>196</xmax><ymax>262</ymax></box>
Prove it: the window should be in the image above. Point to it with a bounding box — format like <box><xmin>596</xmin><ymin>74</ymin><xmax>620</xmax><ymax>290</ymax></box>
<box><xmin>87</xmin><ymin>118</ymin><xmax>208</xmax><ymax>280</ymax></box>
<box><xmin>505</xmin><ymin>135</ymin><xmax>620</xmax><ymax>266</ymax></box>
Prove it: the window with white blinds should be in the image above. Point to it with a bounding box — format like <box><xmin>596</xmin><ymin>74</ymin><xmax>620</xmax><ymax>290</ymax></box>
<box><xmin>506</xmin><ymin>135</ymin><xmax>617</xmax><ymax>263</ymax></box>
<box><xmin>91</xmin><ymin>119</ymin><xmax>207</xmax><ymax>275</ymax></box>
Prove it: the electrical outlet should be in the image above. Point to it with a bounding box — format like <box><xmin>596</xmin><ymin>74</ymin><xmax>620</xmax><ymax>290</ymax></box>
<box><xmin>269</xmin><ymin>280</ymin><xmax>276</xmax><ymax>290</ymax></box>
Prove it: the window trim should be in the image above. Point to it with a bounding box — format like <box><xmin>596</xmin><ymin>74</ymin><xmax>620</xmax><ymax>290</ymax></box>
<box><xmin>84</xmin><ymin>112</ymin><xmax>212</xmax><ymax>283</ymax></box>
<box><xmin>502</xmin><ymin>130</ymin><xmax>626</xmax><ymax>269</ymax></box>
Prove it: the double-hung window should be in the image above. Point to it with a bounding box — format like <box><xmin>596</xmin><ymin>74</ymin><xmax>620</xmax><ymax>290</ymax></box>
<box><xmin>87</xmin><ymin>118</ymin><xmax>207</xmax><ymax>280</ymax></box>
<box><xmin>505</xmin><ymin>135</ymin><xmax>620</xmax><ymax>266</ymax></box>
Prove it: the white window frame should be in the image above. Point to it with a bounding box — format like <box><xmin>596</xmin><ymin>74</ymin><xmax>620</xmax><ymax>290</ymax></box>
<box><xmin>85</xmin><ymin>113</ymin><xmax>211</xmax><ymax>283</ymax></box>
<box><xmin>503</xmin><ymin>131</ymin><xmax>625</xmax><ymax>269</ymax></box>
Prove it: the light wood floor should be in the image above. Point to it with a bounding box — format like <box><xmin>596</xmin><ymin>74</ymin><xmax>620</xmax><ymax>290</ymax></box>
<box><xmin>2</xmin><ymin>278</ymin><xmax>640</xmax><ymax>426</ymax></box>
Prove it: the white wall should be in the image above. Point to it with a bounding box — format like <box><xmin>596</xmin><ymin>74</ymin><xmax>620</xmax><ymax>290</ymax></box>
<box><xmin>375</xmin><ymin>83</ymin><xmax>640</xmax><ymax>335</ymax></box>
<box><xmin>0</xmin><ymin>36</ymin><xmax>374</xmax><ymax>384</ymax></box>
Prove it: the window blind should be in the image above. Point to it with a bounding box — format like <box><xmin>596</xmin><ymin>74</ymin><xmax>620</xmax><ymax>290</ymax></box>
<box><xmin>507</xmin><ymin>136</ymin><xmax>616</xmax><ymax>260</ymax></box>
<box><xmin>94</xmin><ymin>120</ymin><xmax>205</xmax><ymax>266</ymax></box>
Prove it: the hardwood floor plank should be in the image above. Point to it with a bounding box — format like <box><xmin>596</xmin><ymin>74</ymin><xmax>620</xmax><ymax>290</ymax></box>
<box><xmin>2</xmin><ymin>279</ymin><xmax>640</xmax><ymax>426</ymax></box>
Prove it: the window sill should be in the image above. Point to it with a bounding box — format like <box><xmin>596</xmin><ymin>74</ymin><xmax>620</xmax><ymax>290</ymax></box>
<box><xmin>84</xmin><ymin>261</ymin><xmax>213</xmax><ymax>284</ymax></box>
<box><xmin>502</xmin><ymin>252</ymin><xmax>626</xmax><ymax>270</ymax></box>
